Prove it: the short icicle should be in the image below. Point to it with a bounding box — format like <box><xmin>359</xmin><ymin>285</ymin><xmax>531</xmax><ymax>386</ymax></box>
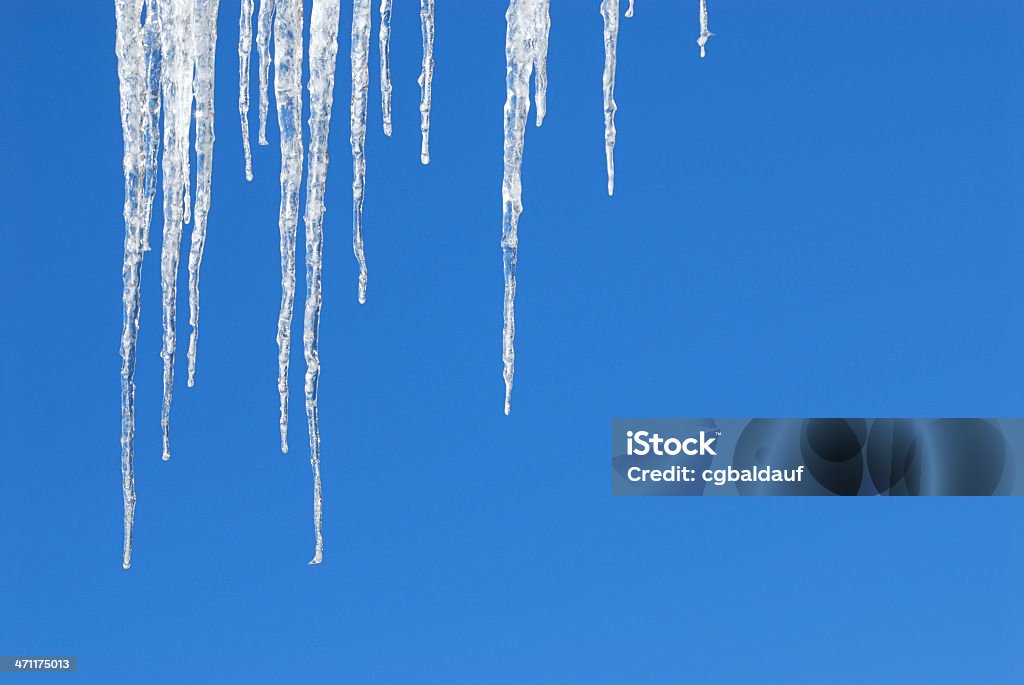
<box><xmin>501</xmin><ymin>0</ymin><xmax>550</xmax><ymax>415</ymax></box>
<box><xmin>273</xmin><ymin>0</ymin><xmax>304</xmax><ymax>453</ymax></box>
<box><xmin>533</xmin><ymin>0</ymin><xmax>549</xmax><ymax>126</ymax></box>
<box><xmin>256</xmin><ymin>0</ymin><xmax>276</xmax><ymax>145</ymax></box>
<box><xmin>378</xmin><ymin>0</ymin><xmax>393</xmax><ymax>136</ymax></box>
<box><xmin>698</xmin><ymin>0</ymin><xmax>713</xmax><ymax>58</ymax></box>
<box><xmin>351</xmin><ymin>0</ymin><xmax>371</xmax><ymax>303</ymax></box>
<box><xmin>239</xmin><ymin>0</ymin><xmax>255</xmax><ymax>179</ymax></box>
<box><xmin>157</xmin><ymin>0</ymin><xmax>195</xmax><ymax>462</ymax></box>
<box><xmin>599</xmin><ymin>0</ymin><xmax>620</xmax><ymax>197</ymax></box>
<box><xmin>417</xmin><ymin>0</ymin><xmax>435</xmax><ymax>163</ymax></box>
<box><xmin>304</xmin><ymin>0</ymin><xmax>341</xmax><ymax>565</ymax></box>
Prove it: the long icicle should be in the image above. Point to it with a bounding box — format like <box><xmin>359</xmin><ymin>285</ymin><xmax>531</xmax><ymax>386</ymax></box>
<box><xmin>501</xmin><ymin>0</ymin><xmax>550</xmax><ymax>415</ymax></box>
<box><xmin>274</xmin><ymin>0</ymin><xmax>304</xmax><ymax>453</ymax></box>
<box><xmin>417</xmin><ymin>0</ymin><xmax>435</xmax><ymax>163</ymax></box>
<box><xmin>140</xmin><ymin>0</ymin><xmax>163</xmax><ymax>253</ymax></box>
<box><xmin>379</xmin><ymin>0</ymin><xmax>393</xmax><ymax>136</ymax></box>
<box><xmin>158</xmin><ymin>0</ymin><xmax>195</xmax><ymax>462</ymax></box>
<box><xmin>256</xmin><ymin>0</ymin><xmax>276</xmax><ymax>145</ymax></box>
<box><xmin>115</xmin><ymin>0</ymin><xmax>146</xmax><ymax>569</ymax></box>
<box><xmin>304</xmin><ymin>0</ymin><xmax>341</xmax><ymax>565</ymax></box>
<box><xmin>697</xmin><ymin>0</ymin><xmax>713</xmax><ymax>58</ymax></box>
<box><xmin>351</xmin><ymin>0</ymin><xmax>371</xmax><ymax>304</ymax></box>
<box><xmin>186</xmin><ymin>0</ymin><xmax>220</xmax><ymax>388</ymax></box>
<box><xmin>239</xmin><ymin>0</ymin><xmax>255</xmax><ymax>179</ymax></box>
<box><xmin>599</xmin><ymin>0</ymin><xmax>619</xmax><ymax>197</ymax></box>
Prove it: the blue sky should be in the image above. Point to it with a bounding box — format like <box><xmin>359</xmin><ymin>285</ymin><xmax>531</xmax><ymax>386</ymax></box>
<box><xmin>1</xmin><ymin>1</ymin><xmax>1022</xmax><ymax>682</ymax></box>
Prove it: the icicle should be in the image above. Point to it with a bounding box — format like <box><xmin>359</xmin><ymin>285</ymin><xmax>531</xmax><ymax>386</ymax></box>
<box><xmin>186</xmin><ymin>0</ymin><xmax>220</xmax><ymax>389</ymax></box>
<box><xmin>625</xmin><ymin>0</ymin><xmax>634</xmax><ymax>18</ymax></box>
<box><xmin>533</xmin><ymin>0</ymin><xmax>549</xmax><ymax>126</ymax></box>
<box><xmin>501</xmin><ymin>0</ymin><xmax>550</xmax><ymax>415</ymax></box>
<box><xmin>379</xmin><ymin>0</ymin><xmax>393</xmax><ymax>136</ymax></box>
<box><xmin>239</xmin><ymin>0</ymin><xmax>255</xmax><ymax>179</ymax></box>
<box><xmin>140</xmin><ymin>0</ymin><xmax>163</xmax><ymax>252</ymax></box>
<box><xmin>157</xmin><ymin>0</ymin><xmax>195</xmax><ymax>462</ymax></box>
<box><xmin>351</xmin><ymin>0</ymin><xmax>371</xmax><ymax>304</ymax></box>
<box><xmin>115</xmin><ymin>0</ymin><xmax>147</xmax><ymax>569</ymax></box>
<box><xmin>600</xmin><ymin>0</ymin><xmax>619</xmax><ymax>197</ymax></box>
<box><xmin>304</xmin><ymin>0</ymin><xmax>341</xmax><ymax>565</ymax></box>
<box><xmin>273</xmin><ymin>0</ymin><xmax>304</xmax><ymax>453</ymax></box>
<box><xmin>698</xmin><ymin>0</ymin><xmax>713</xmax><ymax>59</ymax></box>
<box><xmin>256</xmin><ymin>0</ymin><xmax>276</xmax><ymax>145</ymax></box>
<box><xmin>181</xmin><ymin>16</ymin><xmax>194</xmax><ymax>230</ymax></box>
<box><xmin>417</xmin><ymin>0</ymin><xmax>435</xmax><ymax>163</ymax></box>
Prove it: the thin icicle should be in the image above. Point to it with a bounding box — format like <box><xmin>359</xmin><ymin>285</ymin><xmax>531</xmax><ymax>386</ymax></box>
<box><xmin>256</xmin><ymin>0</ymin><xmax>276</xmax><ymax>145</ymax></box>
<box><xmin>501</xmin><ymin>0</ymin><xmax>549</xmax><ymax>415</ymax></box>
<box><xmin>351</xmin><ymin>0</ymin><xmax>371</xmax><ymax>303</ymax></box>
<box><xmin>698</xmin><ymin>0</ymin><xmax>713</xmax><ymax>58</ymax></box>
<box><xmin>600</xmin><ymin>0</ymin><xmax>619</xmax><ymax>197</ymax></box>
<box><xmin>157</xmin><ymin>0</ymin><xmax>195</xmax><ymax>462</ymax></box>
<box><xmin>140</xmin><ymin>0</ymin><xmax>163</xmax><ymax>252</ymax></box>
<box><xmin>186</xmin><ymin>0</ymin><xmax>220</xmax><ymax>389</ymax></box>
<box><xmin>181</xmin><ymin>21</ymin><xmax>194</xmax><ymax>230</ymax></box>
<box><xmin>239</xmin><ymin>0</ymin><xmax>255</xmax><ymax>179</ymax></box>
<box><xmin>304</xmin><ymin>0</ymin><xmax>341</xmax><ymax>565</ymax></box>
<box><xmin>274</xmin><ymin>0</ymin><xmax>304</xmax><ymax>453</ymax></box>
<box><xmin>625</xmin><ymin>0</ymin><xmax>634</xmax><ymax>18</ymax></box>
<box><xmin>379</xmin><ymin>0</ymin><xmax>393</xmax><ymax>136</ymax></box>
<box><xmin>115</xmin><ymin>0</ymin><xmax>146</xmax><ymax>569</ymax></box>
<box><xmin>417</xmin><ymin>0</ymin><xmax>435</xmax><ymax>163</ymax></box>
<box><xmin>533</xmin><ymin>0</ymin><xmax>549</xmax><ymax>126</ymax></box>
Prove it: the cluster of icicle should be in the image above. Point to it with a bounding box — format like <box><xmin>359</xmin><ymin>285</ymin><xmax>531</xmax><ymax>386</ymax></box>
<box><xmin>115</xmin><ymin>0</ymin><xmax>223</xmax><ymax>570</ymax></box>
<box><xmin>503</xmin><ymin>0</ymin><xmax>711</xmax><ymax>413</ymax></box>
<box><xmin>117</xmin><ymin>0</ymin><xmax>709</xmax><ymax>568</ymax></box>
<box><xmin>114</xmin><ymin>0</ymin><xmax>349</xmax><ymax>568</ymax></box>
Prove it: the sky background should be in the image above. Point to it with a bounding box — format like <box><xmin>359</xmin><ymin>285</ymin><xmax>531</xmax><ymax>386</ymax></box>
<box><xmin>1</xmin><ymin>0</ymin><xmax>1023</xmax><ymax>682</ymax></box>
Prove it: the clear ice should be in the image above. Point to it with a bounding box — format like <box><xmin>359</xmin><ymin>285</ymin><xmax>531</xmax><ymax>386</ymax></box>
<box><xmin>501</xmin><ymin>0</ymin><xmax>550</xmax><ymax>415</ymax></box>
<box><xmin>418</xmin><ymin>0</ymin><xmax>435</xmax><ymax>163</ymax></box>
<box><xmin>379</xmin><ymin>0</ymin><xmax>393</xmax><ymax>136</ymax></box>
<box><xmin>157</xmin><ymin>0</ymin><xmax>195</xmax><ymax>462</ymax></box>
<box><xmin>599</xmin><ymin>0</ymin><xmax>620</xmax><ymax>196</ymax></box>
<box><xmin>113</xmin><ymin>0</ymin><xmax>673</xmax><ymax>564</ymax></box>
<box><xmin>186</xmin><ymin>0</ymin><xmax>221</xmax><ymax>389</ymax></box>
<box><xmin>273</xmin><ymin>0</ymin><xmax>305</xmax><ymax>453</ymax></box>
<box><xmin>256</xmin><ymin>0</ymin><xmax>276</xmax><ymax>145</ymax></box>
<box><xmin>239</xmin><ymin>0</ymin><xmax>255</xmax><ymax>179</ymax></box>
<box><xmin>303</xmin><ymin>0</ymin><xmax>341</xmax><ymax>565</ymax></box>
<box><xmin>698</xmin><ymin>0</ymin><xmax>713</xmax><ymax>58</ymax></box>
<box><xmin>115</xmin><ymin>0</ymin><xmax>148</xmax><ymax>569</ymax></box>
<box><xmin>351</xmin><ymin>0</ymin><xmax>371</xmax><ymax>303</ymax></box>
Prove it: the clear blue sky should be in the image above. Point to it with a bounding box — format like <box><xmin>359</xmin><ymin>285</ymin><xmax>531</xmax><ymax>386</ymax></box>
<box><xmin>1</xmin><ymin>1</ymin><xmax>1022</xmax><ymax>682</ymax></box>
